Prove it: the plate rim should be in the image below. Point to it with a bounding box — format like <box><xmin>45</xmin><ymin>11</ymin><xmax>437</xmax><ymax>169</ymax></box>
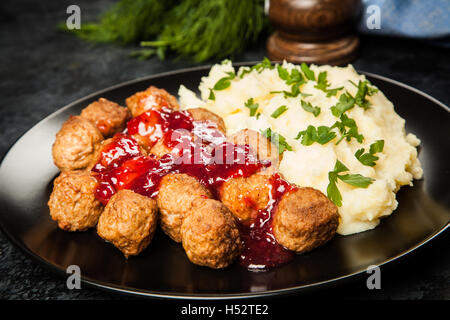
<box><xmin>0</xmin><ymin>62</ymin><xmax>449</xmax><ymax>299</ymax></box>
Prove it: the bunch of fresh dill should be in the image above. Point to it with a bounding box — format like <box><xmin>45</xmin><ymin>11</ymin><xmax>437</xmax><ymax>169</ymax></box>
<box><xmin>67</xmin><ymin>0</ymin><xmax>268</xmax><ymax>62</ymax></box>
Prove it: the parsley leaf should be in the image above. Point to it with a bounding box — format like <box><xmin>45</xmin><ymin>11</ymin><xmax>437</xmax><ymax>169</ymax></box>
<box><xmin>244</xmin><ymin>98</ymin><xmax>259</xmax><ymax>117</ymax></box>
<box><xmin>338</xmin><ymin>173</ymin><xmax>374</xmax><ymax>188</ymax></box>
<box><xmin>208</xmin><ymin>89</ymin><xmax>215</xmax><ymax>101</ymax></box>
<box><xmin>369</xmin><ymin>139</ymin><xmax>384</xmax><ymax>154</ymax></box>
<box><xmin>314</xmin><ymin>71</ymin><xmax>343</xmax><ymax>96</ymax></box>
<box><xmin>314</xmin><ymin>71</ymin><xmax>329</xmax><ymax>91</ymax></box>
<box><xmin>274</xmin><ymin>65</ymin><xmax>306</xmax><ymax>98</ymax></box>
<box><xmin>355</xmin><ymin>140</ymin><xmax>384</xmax><ymax>166</ymax></box>
<box><xmin>327</xmin><ymin>160</ymin><xmax>375</xmax><ymax>206</ymax></box>
<box><xmin>301</xmin><ymin>63</ymin><xmax>315</xmax><ymax>81</ymax></box>
<box><xmin>301</xmin><ymin>100</ymin><xmax>321</xmax><ymax>117</ymax></box>
<box><xmin>332</xmin><ymin>114</ymin><xmax>364</xmax><ymax>145</ymax></box>
<box><xmin>295</xmin><ymin>125</ymin><xmax>336</xmax><ymax>145</ymax></box>
<box><xmin>330</xmin><ymin>93</ymin><xmax>355</xmax><ymax>118</ymax></box>
<box><xmin>271</xmin><ymin>105</ymin><xmax>288</xmax><ymax>118</ymax></box>
<box><xmin>277</xmin><ymin>65</ymin><xmax>290</xmax><ymax>81</ymax></box>
<box><xmin>240</xmin><ymin>58</ymin><xmax>274</xmax><ymax>78</ymax></box>
<box><xmin>261</xmin><ymin>128</ymin><xmax>292</xmax><ymax>154</ymax></box>
<box><xmin>349</xmin><ymin>80</ymin><xmax>378</xmax><ymax>110</ymax></box>
<box><xmin>213</xmin><ymin>71</ymin><xmax>236</xmax><ymax>91</ymax></box>
<box><xmin>326</xmin><ymin>87</ymin><xmax>344</xmax><ymax>97</ymax></box>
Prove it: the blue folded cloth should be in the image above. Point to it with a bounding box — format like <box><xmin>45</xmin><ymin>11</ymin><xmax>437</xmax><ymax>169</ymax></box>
<box><xmin>358</xmin><ymin>0</ymin><xmax>450</xmax><ymax>39</ymax></box>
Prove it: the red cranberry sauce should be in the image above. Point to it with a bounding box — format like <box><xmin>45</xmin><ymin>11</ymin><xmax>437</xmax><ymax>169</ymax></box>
<box><xmin>238</xmin><ymin>174</ymin><xmax>298</xmax><ymax>271</ymax></box>
<box><xmin>126</xmin><ymin>106</ymin><xmax>194</xmax><ymax>149</ymax></box>
<box><xmin>91</xmin><ymin>106</ymin><xmax>296</xmax><ymax>270</ymax></box>
<box><xmin>92</xmin><ymin>107</ymin><xmax>264</xmax><ymax>203</ymax></box>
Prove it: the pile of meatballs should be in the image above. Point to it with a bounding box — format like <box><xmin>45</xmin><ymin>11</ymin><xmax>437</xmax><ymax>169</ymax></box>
<box><xmin>48</xmin><ymin>86</ymin><xmax>339</xmax><ymax>270</ymax></box>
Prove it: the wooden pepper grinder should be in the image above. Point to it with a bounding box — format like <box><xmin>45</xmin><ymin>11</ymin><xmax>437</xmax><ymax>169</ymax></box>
<box><xmin>267</xmin><ymin>0</ymin><xmax>362</xmax><ymax>65</ymax></box>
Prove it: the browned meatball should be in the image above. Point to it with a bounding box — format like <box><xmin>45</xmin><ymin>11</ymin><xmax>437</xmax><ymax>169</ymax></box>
<box><xmin>97</xmin><ymin>190</ymin><xmax>158</xmax><ymax>258</ymax></box>
<box><xmin>218</xmin><ymin>173</ymin><xmax>271</xmax><ymax>222</ymax></box>
<box><xmin>48</xmin><ymin>170</ymin><xmax>103</xmax><ymax>231</ymax></box>
<box><xmin>52</xmin><ymin>116</ymin><xmax>104</xmax><ymax>171</ymax></box>
<box><xmin>181</xmin><ymin>198</ymin><xmax>241</xmax><ymax>269</ymax></box>
<box><xmin>157</xmin><ymin>173</ymin><xmax>211</xmax><ymax>242</ymax></box>
<box><xmin>273</xmin><ymin>187</ymin><xmax>339</xmax><ymax>253</ymax></box>
<box><xmin>187</xmin><ymin>108</ymin><xmax>226</xmax><ymax>134</ymax></box>
<box><xmin>126</xmin><ymin>86</ymin><xmax>179</xmax><ymax>117</ymax></box>
<box><xmin>86</xmin><ymin>137</ymin><xmax>113</xmax><ymax>171</ymax></box>
<box><xmin>80</xmin><ymin>98</ymin><xmax>130</xmax><ymax>137</ymax></box>
<box><xmin>228</xmin><ymin>129</ymin><xmax>280</xmax><ymax>172</ymax></box>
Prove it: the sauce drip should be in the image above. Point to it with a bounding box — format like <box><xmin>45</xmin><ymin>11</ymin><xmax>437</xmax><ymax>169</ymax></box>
<box><xmin>238</xmin><ymin>174</ymin><xmax>297</xmax><ymax>271</ymax></box>
<box><xmin>92</xmin><ymin>106</ymin><xmax>296</xmax><ymax>270</ymax></box>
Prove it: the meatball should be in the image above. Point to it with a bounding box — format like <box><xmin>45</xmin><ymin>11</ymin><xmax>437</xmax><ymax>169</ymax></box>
<box><xmin>86</xmin><ymin>137</ymin><xmax>113</xmax><ymax>171</ymax></box>
<box><xmin>97</xmin><ymin>190</ymin><xmax>158</xmax><ymax>258</ymax></box>
<box><xmin>181</xmin><ymin>198</ymin><xmax>241</xmax><ymax>269</ymax></box>
<box><xmin>48</xmin><ymin>170</ymin><xmax>103</xmax><ymax>231</ymax></box>
<box><xmin>273</xmin><ymin>187</ymin><xmax>339</xmax><ymax>253</ymax></box>
<box><xmin>52</xmin><ymin>115</ymin><xmax>104</xmax><ymax>171</ymax></box>
<box><xmin>80</xmin><ymin>98</ymin><xmax>129</xmax><ymax>137</ymax></box>
<box><xmin>228</xmin><ymin>129</ymin><xmax>280</xmax><ymax>172</ymax></box>
<box><xmin>218</xmin><ymin>173</ymin><xmax>271</xmax><ymax>222</ymax></box>
<box><xmin>157</xmin><ymin>173</ymin><xmax>211</xmax><ymax>242</ymax></box>
<box><xmin>187</xmin><ymin>108</ymin><xmax>226</xmax><ymax>134</ymax></box>
<box><xmin>126</xmin><ymin>86</ymin><xmax>179</xmax><ymax>117</ymax></box>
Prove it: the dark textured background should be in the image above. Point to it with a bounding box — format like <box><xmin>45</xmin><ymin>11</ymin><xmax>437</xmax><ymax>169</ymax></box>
<box><xmin>0</xmin><ymin>0</ymin><xmax>449</xmax><ymax>300</ymax></box>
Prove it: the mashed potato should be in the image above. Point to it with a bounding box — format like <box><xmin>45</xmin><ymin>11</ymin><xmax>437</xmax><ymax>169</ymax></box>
<box><xmin>178</xmin><ymin>60</ymin><xmax>423</xmax><ymax>235</ymax></box>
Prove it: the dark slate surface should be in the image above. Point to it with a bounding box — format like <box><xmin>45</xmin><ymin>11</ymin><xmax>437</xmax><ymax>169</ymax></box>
<box><xmin>0</xmin><ymin>0</ymin><xmax>449</xmax><ymax>300</ymax></box>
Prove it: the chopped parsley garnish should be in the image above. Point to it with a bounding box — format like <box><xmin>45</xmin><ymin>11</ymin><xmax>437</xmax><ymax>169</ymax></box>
<box><xmin>244</xmin><ymin>98</ymin><xmax>259</xmax><ymax>117</ymax></box>
<box><xmin>325</xmin><ymin>87</ymin><xmax>344</xmax><ymax>97</ymax></box>
<box><xmin>272</xmin><ymin>65</ymin><xmax>305</xmax><ymax>98</ymax></box>
<box><xmin>295</xmin><ymin>125</ymin><xmax>336</xmax><ymax>146</ymax></box>
<box><xmin>327</xmin><ymin>160</ymin><xmax>375</xmax><ymax>206</ymax></box>
<box><xmin>261</xmin><ymin>128</ymin><xmax>292</xmax><ymax>154</ymax></box>
<box><xmin>208</xmin><ymin>89</ymin><xmax>215</xmax><ymax>101</ymax></box>
<box><xmin>239</xmin><ymin>57</ymin><xmax>274</xmax><ymax>78</ymax></box>
<box><xmin>332</xmin><ymin>114</ymin><xmax>364</xmax><ymax>145</ymax></box>
<box><xmin>349</xmin><ymin>80</ymin><xmax>378</xmax><ymax>110</ymax></box>
<box><xmin>301</xmin><ymin>63</ymin><xmax>315</xmax><ymax>81</ymax></box>
<box><xmin>313</xmin><ymin>71</ymin><xmax>343</xmax><ymax>97</ymax></box>
<box><xmin>330</xmin><ymin>93</ymin><xmax>355</xmax><ymax>118</ymax></box>
<box><xmin>208</xmin><ymin>71</ymin><xmax>236</xmax><ymax>100</ymax></box>
<box><xmin>355</xmin><ymin>140</ymin><xmax>384</xmax><ymax>166</ymax></box>
<box><xmin>314</xmin><ymin>71</ymin><xmax>329</xmax><ymax>91</ymax></box>
<box><xmin>213</xmin><ymin>71</ymin><xmax>236</xmax><ymax>90</ymax></box>
<box><xmin>271</xmin><ymin>105</ymin><xmax>288</xmax><ymax>118</ymax></box>
<box><xmin>301</xmin><ymin>100</ymin><xmax>321</xmax><ymax>117</ymax></box>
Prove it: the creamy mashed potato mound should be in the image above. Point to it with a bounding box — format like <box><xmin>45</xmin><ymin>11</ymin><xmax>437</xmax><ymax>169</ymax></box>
<box><xmin>178</xmin><ymin>60</ymin><xmax>423</xmax><ymax>235</ymax></box>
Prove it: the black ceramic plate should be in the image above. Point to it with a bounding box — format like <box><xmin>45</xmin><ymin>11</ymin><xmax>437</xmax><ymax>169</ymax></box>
<box><xmin>0</xmin><ymin>64</ymin><xmax>449</xmax><ymax>299</ymax></box>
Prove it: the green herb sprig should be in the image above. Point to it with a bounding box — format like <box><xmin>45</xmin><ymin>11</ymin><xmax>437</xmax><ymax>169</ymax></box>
<box><xmin>261</xmin><ymin>128</ymin><xmax>292</xmax><ymax>154</ymax></box>
<box><xmin>208</xmin><ymin>71</ymin><xmax>236</xmax><ymax>100</ymax></box>
<box><xmin>331</xmin><ymin>114</ymin><xmax>364</xmax><ymax>145</ymax></box>
<box><xmin>349</xmin><ymin>80</ymin><xmax>378</xmax><ymax>110</ymax></box>
<box><xmin>239</xmin><ymin>57</ymin><xmax>274</xmax><ymax>78</ymax></box>
<box><xmin>295</xmin><ymin>125</ymin><xmax>336</xmax><ymax>146</ymax></box>
<box><xmin>355</xmin><ymin>140</ymin><xmax>384</xmax><ymax>166</ymax></box>
<box><xmin>327</xmin><ymin>160</ymin><xmax>375</xmax><ymax>206</ymax></box>
<box><xmin>301</xmin><ymin>100</ymin><xmax>321</xmax><ymax>117</ymax></box>
<box><xmin>65</xmin><ymin>0</ymin><xmax>268</xmax><ymax>62</ymax></box>
<box><xmin>271</xmin><ymin>105</ymin><xmax>288</xmax><ymax>118</ymax></box>
<box><xmin>244</xmin><ymin>98</ymin><xmax>260</xmax><ymax>117</ymax></box>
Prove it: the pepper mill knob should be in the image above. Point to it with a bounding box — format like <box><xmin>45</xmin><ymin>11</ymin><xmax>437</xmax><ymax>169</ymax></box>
<box><xmin>267</xmin><ymin>0</ymin><xmax>362</xmax><ymax>65</ymax></box>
